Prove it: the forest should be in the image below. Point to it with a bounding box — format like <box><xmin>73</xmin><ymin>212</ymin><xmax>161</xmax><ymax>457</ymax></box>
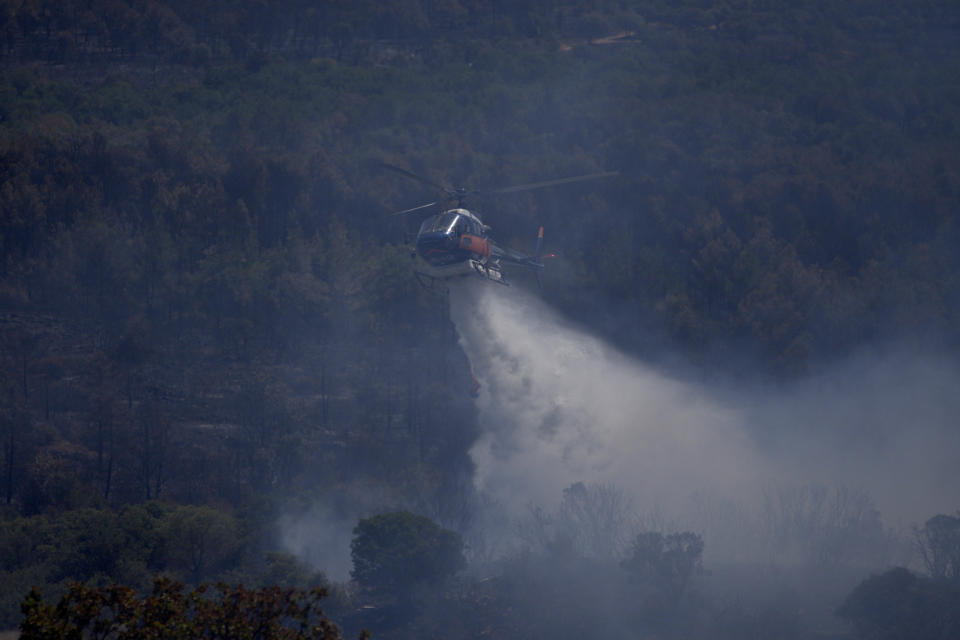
<box><xmin>1</xmin><ymin>0</ymin><xmax>960</xmax><ymax>638</ymax></box>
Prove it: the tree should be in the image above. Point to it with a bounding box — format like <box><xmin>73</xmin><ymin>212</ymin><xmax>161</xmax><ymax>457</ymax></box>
<box><xmin>163</xmin><ymin>505</ymin><xmax>242</xmax><ymax>585</ymax></box>
<box><xmin>19</xmin><ymin>576</ymin><xmax>356</xmax><ymax>640</ymax></box>
<box><xmin>838</xmin><ymin>567</ymin><xmax>960</xmax><ymax>640</ymax></box>
<box><xmin>761</xmin><ymin>483</ymin><xmax>889</xmax><ymax>566</ymax></box>
<box><xmin>915</xmin><ymin>513</ymin><xmax>960</xmax><ymax>581</ymax></box>
<box><xmin>515</xmin><ymin>482</ymin><xmax>637</xmax><ymax>560</ymax></box>
<box><xmin>621</xmin><ymin>531</ymin><xmax>704</xmax><ymax>603</ymax></box>
<box><xmin>558</xmin><ymin>482</ymin><xmax>636</xmax><ymax>560</ymax></box>
<box><xmin>136</xmin><ymin>391</ymin><xmax>172</xmax><ymax>501</ymax></box>
<box><xmin>350</xmin><ymin>511</ymin><xmax>465</xmax><ymax>598</ymax></box>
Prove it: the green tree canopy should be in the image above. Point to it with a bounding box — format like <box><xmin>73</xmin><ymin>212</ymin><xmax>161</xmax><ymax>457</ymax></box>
<box><xmin>350</xmin><ymin>510</ymin><xmax>465</xmax><ymax>596</ymax></box>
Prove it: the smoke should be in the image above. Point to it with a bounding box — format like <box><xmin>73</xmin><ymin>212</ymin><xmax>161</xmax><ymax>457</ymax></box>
<box><xmin>283</xmin><ymin>279</ymin><xmax>960</xmax><ymax>577</ymax></box>
<box><xmin>449</xmin><ymin>280</ymin><xmax>960</xmax><ymax>544</ymax></box>
<box><xmin>278</xmin><ymin>483</ymin><xmax>409</xmax><ymax>582</ymax></box>
<box><xmin>450</xmin><ymin>280</ymin><xmax>762</xmax><ymax>512</ymax></box>
<box><xmin>279</xmin><ymin>503</ymin><xmax>356</xmax><ymax>582</ymax></box>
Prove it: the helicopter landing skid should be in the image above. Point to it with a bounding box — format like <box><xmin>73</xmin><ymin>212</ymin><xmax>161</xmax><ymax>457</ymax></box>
<box><xmin>469</xmin><ymin>258</ymin><xmax>507</xmax><ymax>285</ymax></box>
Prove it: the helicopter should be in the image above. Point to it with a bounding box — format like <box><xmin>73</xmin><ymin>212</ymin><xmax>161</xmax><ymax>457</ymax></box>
<box><xmin>381</xmin><ymin>163</ymin><xmax>617</xmax><ymax>289</ymax></box>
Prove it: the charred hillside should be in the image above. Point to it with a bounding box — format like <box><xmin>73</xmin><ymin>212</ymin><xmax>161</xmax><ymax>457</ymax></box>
<box><xmin>1</xmin><ymin>0</ymin><xmax>960</xmax><ymax>637</ymax></box>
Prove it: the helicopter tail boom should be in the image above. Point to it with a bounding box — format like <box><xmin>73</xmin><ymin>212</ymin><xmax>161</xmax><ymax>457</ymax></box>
<box><xmin>491</xmin><ymin>226</ymin><xmax>548</xmax><ymax>288</ymax></box>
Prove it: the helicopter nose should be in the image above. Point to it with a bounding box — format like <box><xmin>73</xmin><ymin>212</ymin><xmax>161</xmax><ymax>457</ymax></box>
<box><xmin>416</xmin><ymin>231</ymin><xmax>458</xmax><ymax>262</ymax></box>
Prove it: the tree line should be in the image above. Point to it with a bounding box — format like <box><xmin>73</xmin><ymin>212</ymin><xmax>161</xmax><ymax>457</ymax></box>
<box><xmin>11</xmin><ymin>498</ymin><xmax>960</xmax><ymax>638</ymax></box>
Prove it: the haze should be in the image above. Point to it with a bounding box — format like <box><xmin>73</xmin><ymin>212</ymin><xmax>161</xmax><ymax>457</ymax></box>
<box><xmin>450</xmin><ymin>280</ymin><xmax>959</xmax><ymax>562</ymax></box>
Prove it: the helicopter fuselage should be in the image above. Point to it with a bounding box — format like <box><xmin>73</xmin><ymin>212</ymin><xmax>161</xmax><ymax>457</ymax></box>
<box><xmin>383</xmin><ymin>161</ymin><xmax>613</xmax><ymax>288</ymax></box>
<box><xmin>412</xmin><ymin>208</ymin><xmax>516</xmax><ymax>286</ymax></box>
<box><xmin>415</xmin><ymin>209</ymin><xmax>490</xmax><ymax>266</ymax></box>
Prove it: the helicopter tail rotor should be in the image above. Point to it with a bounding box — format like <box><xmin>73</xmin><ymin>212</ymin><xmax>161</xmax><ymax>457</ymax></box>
<box><xmin>534</xmin><ymin>226</ymin><xmax>545</xmax><ymax>290</ymax></box>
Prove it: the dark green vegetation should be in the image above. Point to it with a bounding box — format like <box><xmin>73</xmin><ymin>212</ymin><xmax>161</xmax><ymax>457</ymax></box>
<box><xmin>350</xmin><ymin>511</ymin><xmax>465</xmax><ymax>598</ymax></box>
<box><xmin>20</xmin><ymin>577</ymin><xmax>354</xmax><ymax>639</ymax></box>
<box><xmin>2</xmin><ymin>0</ymin><xmax>960</xmax><ymax>637</ymax></box>
<box><xmin>838</xmin><ymin>568</ymin><xmax>960</xmax><ymax>640</ymax></box>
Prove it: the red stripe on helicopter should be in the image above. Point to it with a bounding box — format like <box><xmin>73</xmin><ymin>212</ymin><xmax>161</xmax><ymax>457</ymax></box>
<box><xmin>459</xmin><ymin>234</ymin><xmax>491</xmax><ymax>258</ymax></box>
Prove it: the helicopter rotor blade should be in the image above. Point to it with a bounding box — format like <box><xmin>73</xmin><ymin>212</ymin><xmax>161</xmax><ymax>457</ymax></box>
<box><xmin>486</xmin><ymin>171</ymin><xmax>619</xmax><ymax>195</ymax></box>
<box><xmin>378</xmin><ymin>162</ymin><xmax>452</xmax><ymax>194</ymax></box>
<box><xmin>392</xmin><ymin>201</ymin><xmax>440</xmax><ymax>216</ymax></box>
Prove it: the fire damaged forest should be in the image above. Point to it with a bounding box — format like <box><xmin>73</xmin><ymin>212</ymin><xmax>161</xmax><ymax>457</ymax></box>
<box><xmin>1</xmin><ymin>1</ymin><xmax>960</xmax><ymax>638</ymax></box>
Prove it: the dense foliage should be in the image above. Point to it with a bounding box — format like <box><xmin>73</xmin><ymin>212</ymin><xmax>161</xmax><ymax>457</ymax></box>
<box><xmin>1</xmin><ymin>0</ymin><xmax>959</xmax><ymax>637</ymax></box>
<box><xmin>2</xmin><ymin>0</ymin><xmax>959</xmax><ymax>371</ymax></box>
<box><xmin>20</xmin><ymin>577</ymin><xmax>353</xmax><ymax>640</ymax></box>
<box><xmin>350</xmin><ymin>511</ymin><xmax>465</xmax><ymax>596</ymax></box>
<box><xmin>0</xmin><ymin>502</ymin><xmax>337</xmax><ymax>628</ymax></box>
<box><xmin>838</xmin><ymin>567</ymin><xmax>960</xmax><ymax>640</ymax></box>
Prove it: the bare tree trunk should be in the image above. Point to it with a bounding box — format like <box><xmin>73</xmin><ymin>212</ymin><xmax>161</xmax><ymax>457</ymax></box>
<box><xmin>4</xmin><ymin>418</ymin><xmax>14</xmax><ymax>505</ymax></box>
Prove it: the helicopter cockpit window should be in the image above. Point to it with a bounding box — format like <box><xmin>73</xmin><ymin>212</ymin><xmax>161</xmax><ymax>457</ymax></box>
<box><xmin>446</xmin><ymin>214</ymin><xmax>463</xmax><ymax>235</ymax></box>
<box><xmin>420</xmin><ymin>212</ymin><xmax>468</xmax><ymax>235</ymax></box>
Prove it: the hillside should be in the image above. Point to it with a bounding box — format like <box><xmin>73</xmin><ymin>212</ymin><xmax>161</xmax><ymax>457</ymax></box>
<box><xmin>2</xmin><ymin>0</ymin><xmax>959</xmax><ymax>636</ymax></box>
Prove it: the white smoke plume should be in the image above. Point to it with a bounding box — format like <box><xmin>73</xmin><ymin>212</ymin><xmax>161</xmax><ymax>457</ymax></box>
<box><xmin>279</xmin><ymin>503</ymin><xmax>356</xmax><ymax>582</ymax></box>
<box><xmin>284</xmin><ymin>279</ymin><xmax>960</xmax><ymax>576</ymax></box>
<box><xmin>448</xmin><ymin>280</ymin><xmax>960</xmax><ymax>543</ymax></box>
